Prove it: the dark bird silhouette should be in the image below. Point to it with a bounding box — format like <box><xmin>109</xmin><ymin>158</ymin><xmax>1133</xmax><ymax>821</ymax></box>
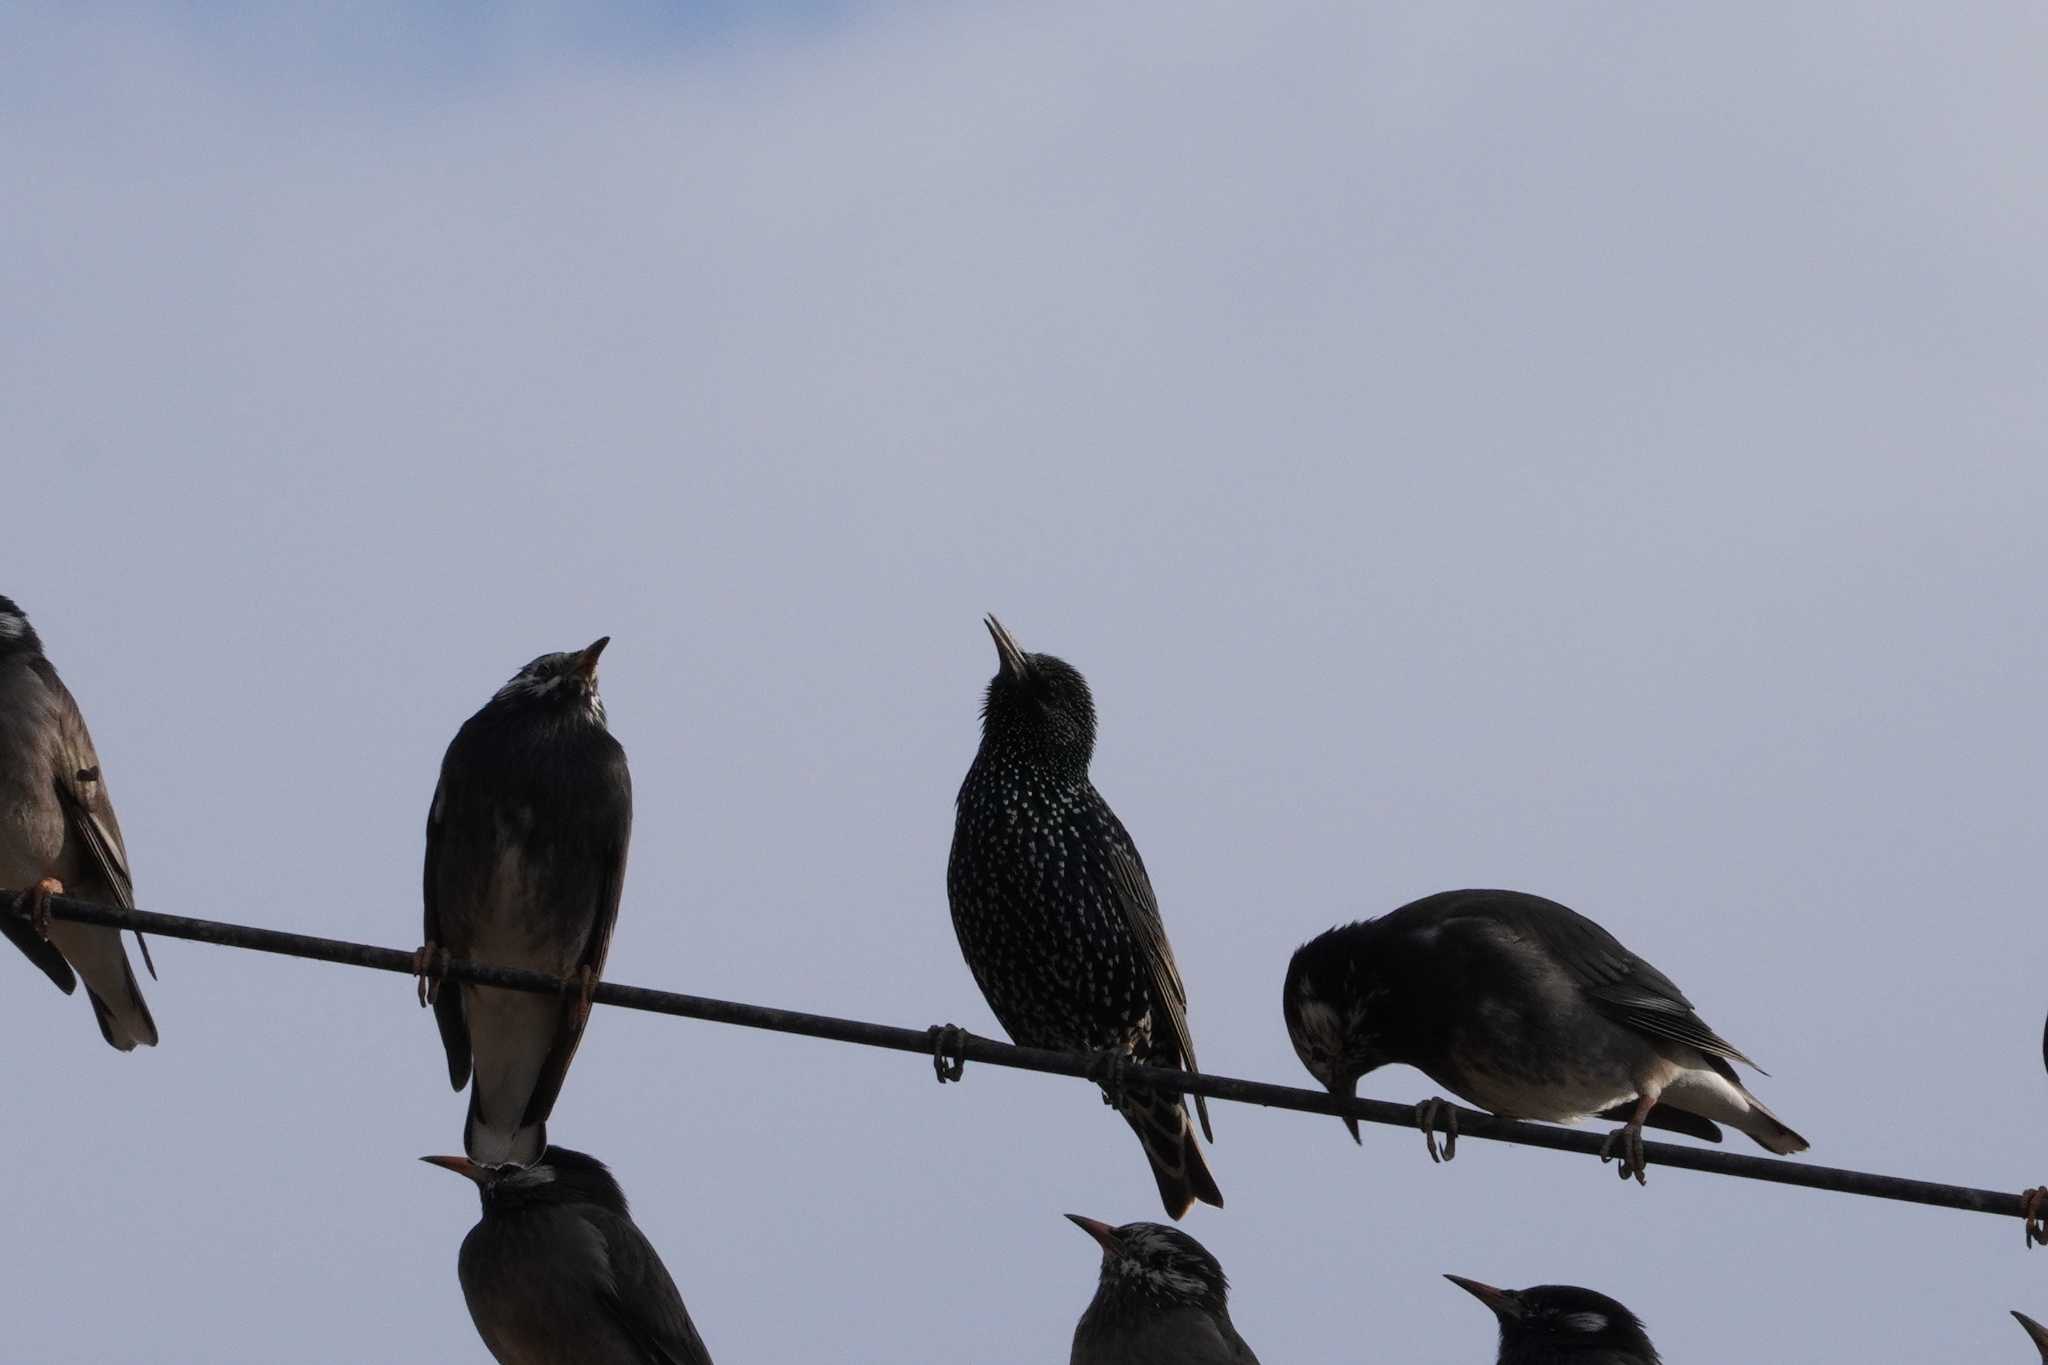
<box><xmin>1066</xmin><ymin>1215</ymin><xmax>1259</xmax><ymax>1365</ymax></box>
<box><xmin>947</xmin><ymin>615</ymin><xmax>1220</xmax><ymax>1218</ymax></box>
<box><xmin>0</xmin><ymin>595</ymin><xmax>157</xmax><ymax>1049</ymax></box>
<box><xmin>2014</xmin><ymin>1311</ymin><xmax>2048</xmax><ymax>1359</ymax></box>
<box><xmin>1446</xmin><ymin>1277</ymin><xmax>1661</xmax><ymax>1365</ymax></box>
<box><xmin>1283</xmin><ymin>888</ymin><xmax>1805</xmax><ymax>1181</ymax></box>
<box><xmin>417</xmin><ymin>639</ymin><xmax>631</xmax><ymax>1166</ymax></box>
<box><xmin>423</xmin><ymin>1147</ymin><xmax>713</xmax><ymax>1365</ymax></box>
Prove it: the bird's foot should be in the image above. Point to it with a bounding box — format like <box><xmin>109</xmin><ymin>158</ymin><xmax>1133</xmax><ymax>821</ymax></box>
<box><xmin>2022</xmin><ymin>1187</ymin><xmax>2048</xmax><ymax>1248</ymax></box>
<box><xmin>1599</xmin><ymin>1124</ymin><xmax>1649</xmax><ymax>1185</ymax></box>
<box><xmin>565</xmin><ymin>965</ymin><xmax>598</xmax><ymax>1029</ymax></box>
<box><xmin>14</xmin><ymin>877</ymin><xmax>64</xmax><ymax>939</ymax></box>
<box><xmin>412</xmin><ymin>943</ymin><xmax>448</xmax><ymax>1007</ymax></box>
<box><xmin>1088</xmin><ymin>1048</ymin><xmax>1139</xmax><ymax>1110</ymax></box>
<box><xmin>1415</xmin><ymin>1096</ymin><xmax>1459</xmax><ymax>1163</ymax></box>
<box><xmin>927</xmin><ymin>1023</ymin><xmax>968</xmax><ymax>1083</ymax></box>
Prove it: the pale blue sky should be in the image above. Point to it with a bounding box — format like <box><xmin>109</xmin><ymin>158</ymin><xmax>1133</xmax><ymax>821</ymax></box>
<box><xmin>5</xmin><ymin>3</ymin><xmax>2047</xmax><ymax>1361</ymax></box>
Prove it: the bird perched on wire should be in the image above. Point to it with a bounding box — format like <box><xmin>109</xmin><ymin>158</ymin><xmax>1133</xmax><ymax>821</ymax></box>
<box><xmin>1282</xmin><ymin>888</ymin><xmax>1805</xmax><ymax>1182</ymax></box>
<box><xmin>423</xmin><ymin>1146</ymin><xmax>713</xmax><ymax>1365</ymax></box>
<box><xmin>1445</xmin><ymin>1276</ymin><xmax>1662</xmax><ymax>1365</ymax></box>
<box><xmin>417</xmin><ymin>638</ymin><xmax>631</xmax><ymax>1167</ymax></box>
<box><xmin>946</xmin><ymin>615</ymin><xmax>1220</xmax><ymax>1218</ymax></box>
<box><xmin>1066</xmin><ymin>1215</ymin><xmax>1259</xmax><ymax>1365</ymax></box>
<box><xmin>0</xmin><ymin>595</ymin><xmax>157</xmax><ymax>1050</ymax></box>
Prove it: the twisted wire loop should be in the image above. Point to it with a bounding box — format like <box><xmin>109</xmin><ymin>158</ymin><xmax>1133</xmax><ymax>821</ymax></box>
<box><xmin>9</xmin><ymin>890</ymin><xmax>2043</xmax><ymax>1235</ymax></box>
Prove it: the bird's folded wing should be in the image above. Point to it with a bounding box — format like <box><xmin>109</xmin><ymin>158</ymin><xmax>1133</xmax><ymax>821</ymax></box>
<box><xmin>1107</xmin><ymin>843</ymin><xmax>1213</xmax><ymax>1142</ymax></box>
<box><xmin>522</xmin><ymin>758</ymin><xmax>632</xmax><ymax>1130</ymax></box>
<box><xmin>45</xmin><ymin>669</ymin><xmax>154</xmax><ymax>975</ymax></box>
<box><xmin>1508</xmin><ymin>895</ymin><xmax>1757</xmax><ymax>1069</ymax></box>
<box><xmin>422</xmin><ymin>776</ymin><xmax>473</xmax><ymax>1088</ymax></box>
<box><xmin>591</xmin><ymin>1209</ymin><xmax>715</xmax><ymax>1365</ymax></box>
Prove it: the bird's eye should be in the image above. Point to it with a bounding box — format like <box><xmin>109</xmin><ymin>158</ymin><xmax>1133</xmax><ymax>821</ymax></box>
<box><xmin>1559</xmin><ymin>1313</ymin><xmax>1608</xmax><ymax>1333</ymax></box>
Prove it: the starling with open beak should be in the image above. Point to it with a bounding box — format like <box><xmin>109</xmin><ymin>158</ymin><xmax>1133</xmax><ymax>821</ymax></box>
<box><xmin>947</xmin><ymin>616</ymin><xmax>1221</xmax><ymax>1218</ymax></box>
<box><xmin>418</xmin><ymin>638</ymin><xmax>631</xmax><ymax>1166</ymax></box>
<box><xmin>1445</xmin><ymin>1276</ymin><xmax>1662</xmax><ymax>1365</ymax></box>
<box><xmin>0</xmin><ymin>595</ymin><xmax>157</xmax><ymax>1049</ymax></box>
<box><xmin>423</xmin><ymin>1147</ymin><xmax>713</xmax><ymax>1364</ymax></box>
<box><xmin>1283</xmin><ymin>888</ymin><xmax>1805</xmax><ymax>1182</ymax></box>
<box><xmin>1066</xmin><ymin>1215</ymin><xmax>1259</xmax><ymax>1365</ymax></box>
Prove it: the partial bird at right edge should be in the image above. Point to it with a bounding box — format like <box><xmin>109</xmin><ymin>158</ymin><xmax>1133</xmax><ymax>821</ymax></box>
<box><xmin>1283</xmin><ymin>888</ymin><xmax>1806</xmax><ymax>1182</ymax></box>
<box><xmin>2013</xmin><ymin>1311</ymin><xmax>2048</xmax><ymax>1360</ymax></box>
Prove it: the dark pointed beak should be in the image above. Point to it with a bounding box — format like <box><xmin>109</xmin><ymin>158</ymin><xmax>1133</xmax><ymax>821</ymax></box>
<box><xmin>1064</xmin><ymin>1213</ymin><xmax>1123</xmax><ymax>1258</ymax></box>
<box><xmin>2015</xmin><ymin>1311</ymin><xmax>2048</xmax><ymax>1357</ymax></box>
<box><xmin>1445</xmin><ymin>1275</ymin><xmax>1518</xmax><ymax>1318</ymax></box>
<box><xmin>575</xmin><ymin>637</ymin><xmax>609</xmax><ymax>681</ymax></box>
<box><xmin>984</xmin><ymin>615</ymin><xmax>1028</xmax><ymax>679</ymax></box>
<box><xmin>420</xmin><ymin>1154</ymin><xmax>487</xmax><ymax>1185</ymax></box>
<box><xmin>1318</xmin><ymin>1071</ymin><xmax>1363</xmax><ymax>1144</ymax></box>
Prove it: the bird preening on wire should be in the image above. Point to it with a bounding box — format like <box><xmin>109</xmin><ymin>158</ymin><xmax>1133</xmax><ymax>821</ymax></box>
<box><xmin>423</xmin><ymin>1145</ymin><xmax>714</xmax><ymax>1365</ymax></box>
<box><xmin>946</xmin><ymin>615</ymin><xmax>1221</xmax><ymax>1218</ymax></box>
<box><xmin>0</xmin><ymin>595</ymin><xmax>157</xmax><ymax>1050</ymax></box>
<box><xmin>415</xmin><ymin>637</ymin><xmax>633</xmax><ymax>1167</ymax></box>
<box><xmin>1282</xmin><ymin>888</ymin><xmax>1806</xmax><ymax>1182</ymax></box>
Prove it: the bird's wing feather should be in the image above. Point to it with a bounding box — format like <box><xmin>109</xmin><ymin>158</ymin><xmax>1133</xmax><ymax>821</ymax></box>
<box><xmin>1488</xmin><ymin>891</ymin><xmax>1757</xmax><ymax>1068</ymax></box>
<box><xmin>588</xmin><ymin>1208</ymin><xmax>713</xmax><ymax>1365</ymax></box>
<box><xmin>1106</xmin><ymin>841</ymin><xmax>1213</xmax><ymax>1142</ymax></box>
<box><xmin>520</xmin><ymin>746</ymin><xmax>632</xmax><ymax>1129</ymax></box>
<box><xmin>422</xmin><ymin>773</ymin><xmax>472</xmax><ymax>1088</ymax></box>
<box><xmin>37</xmin><ymin>659</ymin><xmax>153</xmax><ymax>975</ymax></box>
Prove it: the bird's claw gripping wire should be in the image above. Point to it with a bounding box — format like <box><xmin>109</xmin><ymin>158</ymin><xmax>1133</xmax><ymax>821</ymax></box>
<box><xmin>1088</xmin><ymin>1048</ymin><xmax>1140</xmax><ymax>1110</ymax></box>
<box><xmin>412</xmin><ymin>943</ymin><xmax>449</xmax><ymax>1007</ymax></box>
<box><xmin>2022</xmin><ymin>1187</ymin><xmax>2048</xmax><ymax>1248</ymax></box>
<box><xmin>928</xmin><ymin>1023</ymin><xmax>968</xmax><ymax>1083</ymax></box>
<box><xmin>1600</xmin><ymin>1124</ymin><xmax>1649</xmax><ymax>1185</ymax></box>
<box><xmin>14</xmin><ymin>877</ymin><xmax>63</xmax><ymax>940</ymax></box>
<box><xmin>1415</xmin><ymin>1096</ymin><xmax>1459</xmax><ymax>1163</ymax></box>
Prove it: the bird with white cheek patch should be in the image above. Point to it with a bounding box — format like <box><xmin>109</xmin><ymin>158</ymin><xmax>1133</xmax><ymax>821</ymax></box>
<box><xmin>1446</xmin><ymin>1276</ymin><xmax>1662</xmax><ymax>1365</ymax></box>
<box><xmin>1066</xmin><ymin>1215</ymin><xmax>1260</xmax><ymax>1365</ymax></box>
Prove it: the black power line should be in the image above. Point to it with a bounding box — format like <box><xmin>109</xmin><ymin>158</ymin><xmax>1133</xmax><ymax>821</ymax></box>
<box><xmin>16</xmin><ymin>891</ymin><xmax>2045</xmax><ymax>1238</ymax></box>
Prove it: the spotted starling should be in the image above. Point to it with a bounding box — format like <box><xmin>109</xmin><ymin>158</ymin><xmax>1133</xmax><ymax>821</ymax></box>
<box><xmin>2015</xmin><ymin>1311</ymin><xmax>2048</xmax><ymax>1359</ymax></box>
<box><xmin>947</xmin><ymin>616</ymin><xmax>1221</xmax><ymax>1218</ymax></box>
<box><xmin>1067</xmin><ymin>1215</ymin><xmax>1260</xmax><ymax>1365</ymax></box>
<box><xmin>1446</xmin><ymin>1276</ymin><xmax>1662</xmax><ymax>1365</ymax></box>
<box><xmin>423</xmin><ymin>1146</ymin><xmax>714</xmax><ymax>1365</ymax></box>
<box><xmin>418</xmin><ymin>639</ymin><xmax>631</xmax><ymax>1166</ymax></box>
<box><xmin>1283</xmin><ymin>888</ymin><xmax>1806</xmax><ymax>1181</ymax></box>
<box><xmin>0</xmin><ymin>596</ymin><xmax>157</xmax><ymax>1049</ymax></box>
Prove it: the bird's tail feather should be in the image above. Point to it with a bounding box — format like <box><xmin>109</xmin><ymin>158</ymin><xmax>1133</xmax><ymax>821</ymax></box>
<box><xmin>1121</xmin><ymin>1090</ymin><xmax>1223</xmax><ymax>1219</ymax></box>
<box><xmin>53</xmin><ymin>922</ymin><xmax>156</xmax><ymax>1050</ymax></box>
<box><xmin>465</xmin><ymin>1086</ymin><xmax>546</xmax><ymax>1167</ymax></box>
<box><xmin>1734</xmin><ymin>1094</ymin><xmax>1807</xmax><ymax>1155</ymax></box>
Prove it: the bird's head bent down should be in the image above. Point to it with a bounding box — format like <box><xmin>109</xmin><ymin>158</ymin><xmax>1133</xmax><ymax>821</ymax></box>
<box><xmin>421</xmin><ymin>1146</ymin><xmax>629</xmax><ymax>1217</ymax></box>
<box><xmin>978</xmin><ymin>615</ymin><xmax>1097</xmax><ymax>766</ymax></box>
<box><xmin>489</xmin><ymin>638</ymin><xmax>612</xmax><ymax>724</ymax></box>
<box><xmin>1282</xmin><ymin>924</ymin><xmax>1397</xmax><ymax>1142</ymax></box>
